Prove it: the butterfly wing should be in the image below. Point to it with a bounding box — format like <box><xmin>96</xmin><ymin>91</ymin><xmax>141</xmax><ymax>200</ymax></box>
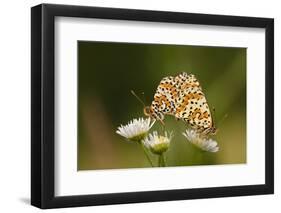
<box><xmin>174</xmin><ymin>73</ymin><xmax>214</xmax><ymax>133</ymax></box>
<box><xmin>150</xmin><ymin>76</ymin><xmax>177</xmax><ymax>120</ymax></box>
<box><xmin>149</xmin><ymin>72</ymin><xmax>215</xmax><ymax>133</ymax></box>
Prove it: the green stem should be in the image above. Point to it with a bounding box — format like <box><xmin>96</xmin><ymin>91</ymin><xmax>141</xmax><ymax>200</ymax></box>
<box><xmin>140</xmin><ymin>142</ymin><xmax>154</xmax><ymax>167</ymax></box>
<box><xmin>162</xmin><ymin>154</ymin><xmax>166</xmax><ymax>167</ymax></box>
<box><xmin>158</xmin><ymin>153</ymin><xmax>166</xmax><ymax>167</ymax></box>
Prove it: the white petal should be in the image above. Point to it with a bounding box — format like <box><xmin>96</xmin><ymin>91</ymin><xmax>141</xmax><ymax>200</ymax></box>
<box><xmin>182</xmin><ymin>128</ymin><xmax>219</xmax><ymax>152</ymax></box>
<box><xmin>116</xmin><ymin>117</ymin><xmax>154</xmax><ymax>140</ymax></box>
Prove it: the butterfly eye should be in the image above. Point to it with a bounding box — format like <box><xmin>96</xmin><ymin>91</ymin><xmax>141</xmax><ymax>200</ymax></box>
<box><xmin>143</xmin><ymin>106</ymin><xmax>151</xmax><ymax>116</ymax></box>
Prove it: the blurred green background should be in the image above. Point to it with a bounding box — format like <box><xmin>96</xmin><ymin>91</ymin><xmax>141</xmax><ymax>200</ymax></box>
<box><xmin>78</xmin><ymin>41</ymin><xmax>246</xmax><ymax>170</ymax></box>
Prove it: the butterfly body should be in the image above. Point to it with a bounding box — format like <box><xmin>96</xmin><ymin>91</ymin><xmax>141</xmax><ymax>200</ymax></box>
<box><xmin>145</xmin><ymin>72</ymin><xmax>216</xmax><ymax>135</ymax></box>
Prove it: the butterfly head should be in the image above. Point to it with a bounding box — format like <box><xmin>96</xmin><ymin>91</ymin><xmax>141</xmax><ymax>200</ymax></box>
<box><xmin>208</xmin><ymin>126</ymin><xmax>217</xmax><ymax>135</ymax></box>
<box><xmin>207</xmin><ymin>113</ymin><xmax>227</xmax><ymax>135</ymax></box>
<box><xmin>201</xmin><ymin>126</ymin><xmax>217</xmax><ymax>136</ymax></box>
<box><xmin>143</xmin><ymin>106</ymin><xmax>152</xmax><ymax>117</ymax></box>
<box><xmin>131</xmin><ymin>90</ymin><xmax>154</xmax><ymax>118</ymax></box>
<box><xmin>144</xmin><ymin>106</ymin><xmax>165</xmax><ymax>125</ymax></box>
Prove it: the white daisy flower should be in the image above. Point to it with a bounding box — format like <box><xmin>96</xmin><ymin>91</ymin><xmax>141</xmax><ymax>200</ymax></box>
<box><xmin>182</xmin><ymin>129</ymin><xmax>219</xmax><ymax>152</ymax></box>
<box><xmin>143</xmin><ymin>131</ymin><xmax>172</xmax><ymax>154</ymax></box>
<box><xmin>116</xmin><ymin>117</ymin><xmax>155</xmax><ymax>142</ymax></box>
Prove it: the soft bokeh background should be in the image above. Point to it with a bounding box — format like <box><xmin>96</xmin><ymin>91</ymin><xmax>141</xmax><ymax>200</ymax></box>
<box><xmin>78</xmin><ymin>41</ymin><xmax>246</xmax><ymax>170</ymax></box>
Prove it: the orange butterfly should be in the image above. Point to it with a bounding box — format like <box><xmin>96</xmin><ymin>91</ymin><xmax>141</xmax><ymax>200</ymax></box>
<box><xmin>133</xmin><ymin>72</ymin><xmax>216</xmax><ymax>135</ymax></box>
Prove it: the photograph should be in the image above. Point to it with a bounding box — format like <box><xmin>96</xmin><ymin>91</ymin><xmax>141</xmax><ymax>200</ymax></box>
<box><xmin>30</xmin><ymin>2</ymin><xmax>274</xmax><ymax>209</ymax></box>
<box><xmin>78</xmin><ymin>41</ymin><xmax>247</xmax><ymax>170</ymax></box>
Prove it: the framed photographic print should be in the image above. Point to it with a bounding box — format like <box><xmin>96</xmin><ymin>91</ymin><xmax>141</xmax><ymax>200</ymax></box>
<box><xmin>31</xmin><ymin>3</ymin><xmax>274</xmax><ymax>209</ymax></box>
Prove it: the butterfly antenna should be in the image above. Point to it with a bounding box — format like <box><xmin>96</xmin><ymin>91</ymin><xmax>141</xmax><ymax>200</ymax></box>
<box><xmin>212</xmin><ymin>107</ymin><xmax>217</xmax><ymax>127</ymax></box>
<box><xmin>141</xmin><ymin>92</ymin><xmax>148</xmax><ymax>106</ymax></box>
<box><xmin>211</xmin><ymin>107</ymin><xmax>228</xmax><ymax>133</ymax></box>
<box><xmin>131</xmin><ymin>90</ymin><xmax>146</xmax><ymax>107</ymax></box>
<box><xmin>218</xmin><ymin>114</ymin><xmax>228</xmax><ymax>127</ymax></box>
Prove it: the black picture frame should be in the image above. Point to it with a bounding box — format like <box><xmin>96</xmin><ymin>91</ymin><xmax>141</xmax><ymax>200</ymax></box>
<box><xmin>31</xmin><ymin>3</ymin><xmax>274</xmax><ymax>209</ymax></box>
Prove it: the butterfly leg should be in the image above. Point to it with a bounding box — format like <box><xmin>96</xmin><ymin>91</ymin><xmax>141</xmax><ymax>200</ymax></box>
<box><xmin>156</xmin><ymin>112</ymin><xmax>165</xmax><ymax>126</ymax></box>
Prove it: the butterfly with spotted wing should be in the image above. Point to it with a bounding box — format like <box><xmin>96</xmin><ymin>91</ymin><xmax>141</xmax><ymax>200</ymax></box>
<box><xmin>139</xmin><ymin>72</ymin><xmax>216</xmax><ymax>135</ymax></box>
